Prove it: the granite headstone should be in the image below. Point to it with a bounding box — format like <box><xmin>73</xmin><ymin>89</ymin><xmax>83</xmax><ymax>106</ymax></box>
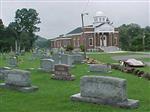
<box><xmin>71</xmin><ymin>76</ymin><xmax>139</xmax><ymax>109</ymax></box>
<box><xmin>52</xmin><ymin>64</ymin><xmax>75</xmax><ymax>80</ymax></box>
<box><xmin>0</xmin><ymin>69</ymin><xmax>38</xmax><ymax>92</ymax></box>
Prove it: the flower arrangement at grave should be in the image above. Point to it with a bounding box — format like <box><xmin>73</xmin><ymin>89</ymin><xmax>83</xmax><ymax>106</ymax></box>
<box><xmin>111</xmin><ymin>63</ymin><xmax>150</xmax><ymax>80</ymax></box>
<box><xmin>86</xmin><ymin>57</ymin><xmax>102</xmax><ymax>64</ymax></box>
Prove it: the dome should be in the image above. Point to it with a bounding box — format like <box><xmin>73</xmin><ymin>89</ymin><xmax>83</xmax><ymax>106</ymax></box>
<box><xmin>95</xmin><ymin>11</ymin><xmax>105</xmax><ymax>16</ymax></box>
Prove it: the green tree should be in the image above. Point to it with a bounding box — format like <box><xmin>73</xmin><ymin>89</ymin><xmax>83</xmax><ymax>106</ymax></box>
<box><xmin>144</xmin><ymin>26</ymin><xmax>150</xmax><ymax>50</ymax></box>
<box><xmin>9</xmin><ymin>8</ymin><xmax>41</xmax><ymax>51</ymax></box>
<box><xmin>0</xmin><ymin>19</ymin><xmax>4</xmax><ymax>29</ymax></box>
<box><xmin>0</xmin><ymin>20</ymin><xmax>16</xmax><ymax>52</ymax></box>
<box><xmin>118</xmin><ymin>23</ymin><xmax>145</xmax><ymax>51</ymax></box>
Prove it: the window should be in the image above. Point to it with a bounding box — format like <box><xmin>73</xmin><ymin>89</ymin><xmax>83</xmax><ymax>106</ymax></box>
<box><xmin>89</xmin><ymin>38</ymin><xmax>93</xmax><ymax>46</ymax></box>
<box><xmin>77</xmin><ymin>38</ymin><xmax>80</xmax><ymax>47</ymax></box>
<box><xmin>73</xmin><ymin>38</ymin><xmax>76</xmax><ymax>47</ymax></box>
<box><xmin>114</xmin><ymin>37</ymin><xmax>117</xmax><ymax>45</ymax></box>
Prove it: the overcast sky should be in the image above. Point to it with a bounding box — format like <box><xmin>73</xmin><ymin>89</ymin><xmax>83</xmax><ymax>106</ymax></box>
<box><xmin>0</xmin><ymin>0</ymin><xmax>149</xmax><ymax>39</ymax></box>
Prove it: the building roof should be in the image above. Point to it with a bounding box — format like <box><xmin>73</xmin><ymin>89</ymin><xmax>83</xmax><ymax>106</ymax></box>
<box><xmin>67</xmin><ymin>27</ymin><xmax>82</xmax><ymax>35</ymax></box>
<box><xmin>66</xmin><ymin>25</ymin><xmax>94</xmax><ymax>35</ymax></box>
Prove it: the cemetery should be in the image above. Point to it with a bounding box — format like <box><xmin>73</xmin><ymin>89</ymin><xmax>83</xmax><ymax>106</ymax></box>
<box><xmin>0</xmin><ymin>51</ymin><xmax>150</xmax><ymax>112</ymax></box>
<box><xmin>0</xmin><ymin>2</ymin><xmax>150</xmax><ymax>112</ymax></box>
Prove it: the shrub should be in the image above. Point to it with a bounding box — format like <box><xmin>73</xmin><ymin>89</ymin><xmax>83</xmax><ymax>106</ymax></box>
<box><xmin>66</xmin><ymin>45</ymin><xmax>74</xmax><ymax>51</ymax></box>
<box><xmin>80</xmin><ymin>45</ymin><xmax>85</xmax><ymax>52</ymax></box>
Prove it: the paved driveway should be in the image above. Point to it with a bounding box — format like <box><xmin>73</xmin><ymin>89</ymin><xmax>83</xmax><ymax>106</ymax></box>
<box><xmin>112</xmin><ymin>54</ymin><xmax>150</xmax><ymax>61</ymax></box>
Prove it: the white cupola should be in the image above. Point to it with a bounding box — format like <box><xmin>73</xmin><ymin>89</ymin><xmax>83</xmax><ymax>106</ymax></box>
<box><xmin>93</xmin><ymin>11</ymin><xmax>108</xmax><ymax>27</ymax></box>
<box><xmin>93</xmin><ymin>11</ymin><xmax>114</xmax><ymax>33</ymax></box>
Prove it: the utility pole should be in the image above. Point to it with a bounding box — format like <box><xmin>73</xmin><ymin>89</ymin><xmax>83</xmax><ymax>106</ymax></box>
<box><xmin>15</xmin><ymin>40</ymin><xmax>18</xmax><ymax>53</ymax></box>
<box><xmin>143</xmin><ymin>32</ymin><xmax>145</xmax><ymax>51</ymax></box>
<box><xmin>81</xmin><ymin>13</ymin><xmax>88</xmax><ymax>59</ymax></box>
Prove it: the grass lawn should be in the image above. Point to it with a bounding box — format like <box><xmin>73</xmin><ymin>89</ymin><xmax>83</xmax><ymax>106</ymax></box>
<box><xmin>0</xmin><ymin>52</ymin><xmax>150</xmax><ymax>112</ymax></box>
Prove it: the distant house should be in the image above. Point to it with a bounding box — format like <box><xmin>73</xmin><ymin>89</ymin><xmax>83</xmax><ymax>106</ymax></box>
<box><xmin>50</xmin><ymin>11</ymin><xmax>119</xmax><ymax>52</ymax></box>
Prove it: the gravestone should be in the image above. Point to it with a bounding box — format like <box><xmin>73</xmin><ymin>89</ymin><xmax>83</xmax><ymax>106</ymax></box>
<box><xmin>73</xmin><ymin>53</ymin><xmax>84</xmax><ymax>63</ymax></box>
<box><xmin>52</xmin><ymin>64</ymin><xmax>75</xmax><ymax>80</ymax></box>
<box><xmin>89</xmin><ymin>64</ymin><xmax>111</xmax><ymax>73</ymax></box>
<box><xmin>52</xmin><ymin>53</ymin><xmax>74</xmax><ymax>67</ymax></box>
<box><xmin>39</xmin><ymin>59</ymin><xmax>54</xmax><ymax>72</ymax></box>
<box><xmin>52</xmin><ymin>53</ymin><xmax>61</xmax><ymax>64</ymax></box>
<box><xmin>20</xmin><ymin>49</ymin><xmax>25</xmax><ymax>55</ymax></box>
<box><xmin>8</xmin><ymin>57</ymin><xmax>18</xmax><ymax>67</ymax></box>
<box><xmin>61</xmin><ymin>54</ymin><xmax>74</xmax><ymax>66</ymax></box>
<box><xmin>0</xmin><ymin>67</ymin><xmax>11</xmax><ymax>80</ymax></box>
<box><xmin>0</xmin><ymin>69</ymin><xmax>38</xmax><ymax>92</ymax></box>
<box><xmin>41</xmin><ymin>49</ymin><xmax>51</xmax><ymax>59</ymax></box>
<box><xmin>71</xmin><ymin>76</ymin><xmax>139</xmax><ymax>109</ymax></box>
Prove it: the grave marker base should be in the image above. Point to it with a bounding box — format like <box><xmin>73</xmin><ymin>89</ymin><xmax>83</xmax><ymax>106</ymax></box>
<box><xmin>38</xmin><ymin>68</ymin><xmax>54</xmax><ymax>72</ymax></box>
<box><xmin>71</xmin><ymin>93</ymin><xmax>139</xmax><ymax>109</ymax></box>
<box><xmin>0</xmin><ymin>83</ymin><xmax>38</xmax><ymax>92</ymax></box>
<box><xmin>51</xmin><ymin>74</ymin><xmax>75</xmax><ymax>81</ymax></box>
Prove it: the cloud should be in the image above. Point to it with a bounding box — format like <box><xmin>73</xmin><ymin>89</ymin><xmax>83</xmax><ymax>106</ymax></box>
<box><xmin>0</xmin><ymin>0</ymin><xmax>149</xmax><ymax>39</ymax></box>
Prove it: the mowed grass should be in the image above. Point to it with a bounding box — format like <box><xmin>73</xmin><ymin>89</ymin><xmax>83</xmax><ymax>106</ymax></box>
<box><xmin>0</xmin><ymin>52</ymin><xmax>150</xmax><ymax>112</ymax></box>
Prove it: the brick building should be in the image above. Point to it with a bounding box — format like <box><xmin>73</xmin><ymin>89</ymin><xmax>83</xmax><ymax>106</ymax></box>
<box><xmin>50</xmin><ymin>12</ymin><xmax>119</xmax><ymax>51</ymax></box>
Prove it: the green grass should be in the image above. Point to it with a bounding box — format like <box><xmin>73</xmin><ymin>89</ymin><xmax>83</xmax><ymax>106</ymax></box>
<box><xmin>141</xmin><ymin>58</ymin><xmax>150</xmax><ymax>62</ymax></box>
<box><xmin>0</xmin><ymin>52</ymin><xmax>150</xmax><ymax>112</ymax></box>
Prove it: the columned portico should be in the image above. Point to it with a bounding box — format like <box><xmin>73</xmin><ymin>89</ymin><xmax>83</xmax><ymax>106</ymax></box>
<box><xmin>94</xmin><ymin>32</ymin><xmax>109</xmax><ymax>47</ymax></box>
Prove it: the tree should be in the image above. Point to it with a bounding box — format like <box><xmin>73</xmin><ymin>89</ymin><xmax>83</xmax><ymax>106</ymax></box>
<box><xmin>0</xmin><ymin>19</ymin><xmax>4</xmax><ymax>29</ymax></box>
<box><xmin>144</xmin><ymin>26</ymin><xmax>150</xmax><ymax>50</ymax></box>
<box><xmin>0</xmin><ymin>19</ymin><xmax>16</xmax><ymax>52</ymax></box>
<box><xmin>9</xmin><ymin>8</ymin><xmax>41</xmax><ymax>51</ymax></box>
<box><xmin>118</xmin><ymin>23</ymin><xmax>148</xmax><ymax>51</ymax></box>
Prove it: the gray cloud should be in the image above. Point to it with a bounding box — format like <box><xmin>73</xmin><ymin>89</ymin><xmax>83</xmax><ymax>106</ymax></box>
<box><xmin>0</xmin><ymin>0</ymin><xmax>149</xmax><ymax>39</ymax></box>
